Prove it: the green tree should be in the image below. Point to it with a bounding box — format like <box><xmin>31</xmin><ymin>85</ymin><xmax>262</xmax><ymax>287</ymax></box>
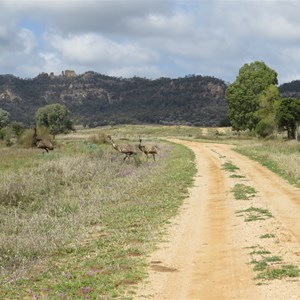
<box><xmin>225</xmin><ymin>61</ymin><xmax>278</xmax><ymax>132</ymax></box>
<box><xmin>35</xmin><ymin>104</ymin><xmax>74</xmax><ymax>136</ymax></box>
<box><xmin>255</xmin><ymin>85</ymin><xmax>280</xmax><ymax>137</ymax></box>
<box><xmin>11</xmin><ymin>122</ymin><xmax>24</xmax><ymax>138</ymax></box>
<box><xmin>0</xmin><ymin>108</ymin><xmax>10</xmax><ymax>129</ymax></box>
<box><xmin>276</xmin><ymin>97</ymin><xmax>300</xmax><ymax>139</ymax></box>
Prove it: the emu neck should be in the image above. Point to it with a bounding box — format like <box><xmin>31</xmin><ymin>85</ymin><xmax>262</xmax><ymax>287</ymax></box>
<box><xmin>138</xmin><ymin>139</ymin><xmax>143</xmax><ymax>150</ymax></box>
<box><xmin>32</xmin><ymin>128</ymin><xmax>38</xmax><ymax>146</ymax></box>
<box><xmin>110</xmin><ymin>140</ymin><xmax>119</xmax><ymax>151</ymax></box>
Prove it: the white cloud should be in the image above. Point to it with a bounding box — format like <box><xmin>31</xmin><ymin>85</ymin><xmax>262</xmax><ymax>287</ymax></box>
<box><xmin>39</xmin><ymin>52</ymin><xmax>62</xmax><ymax>74</ymax></box>
<box><xmin>2</xmin><ymin>0</ymin><xmax>172</xmax><ymax>35</ymax></box>
<box><xmin>108</xmin><ymin>65</ymin><xmax>161</xmax><ymax>79</ymax></box>
<box><xmin>1</xmin><ymin>0</ymin><xmax>300</xmax><ymax>83</ymax></box>
<box><xmin>19</xmin><ymin>28</ymin><xmax>36</xmax><ymax>54</ymax></box>
<box><xmin>127</xmin><ymin>10</ymin><xmax>195</xmax><ymax>38</ymax></box>
<box><xmin>46</xmin><ymin>33</ymin><xmax>159</xmax><ymax>68</ymax></box>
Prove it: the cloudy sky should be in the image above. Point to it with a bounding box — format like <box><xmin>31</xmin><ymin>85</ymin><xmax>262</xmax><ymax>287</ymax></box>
<box><xmin>1</xmin><ymin>0</ymin><xmax>300</xmax><ymax>84</ymax></box>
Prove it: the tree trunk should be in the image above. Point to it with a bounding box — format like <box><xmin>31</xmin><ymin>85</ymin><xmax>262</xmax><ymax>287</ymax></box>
<box><xmin>296</xmin><ymin>122</ymin><xmax>300</xmax><ymax>141</ymax></box>
<box><xmin>287</xmin><ymin>128</ymin><xmax>296</xmax><ymax>139</ymax></box>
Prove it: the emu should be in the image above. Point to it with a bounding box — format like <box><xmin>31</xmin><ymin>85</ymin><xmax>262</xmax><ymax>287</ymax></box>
<box><xmin>107</xmin><ymin>135</ymin><xmax>137</xmax><ymax>161</ymax></box>
<box><xmin>138</xmin><ymin>136</ymin><xmax>158</xmax><ymax>161</ymax></box>
<box><xmin>32</xmin><ymin>127</ymin><xmax>54</xmax><ymax>153</ymax></box>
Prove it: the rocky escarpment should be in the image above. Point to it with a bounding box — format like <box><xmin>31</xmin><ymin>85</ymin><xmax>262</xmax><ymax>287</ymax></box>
<box><xmin>0</xmin><ymin>71</ymin><xmax>229</xmax><ymax>127</ymax></box>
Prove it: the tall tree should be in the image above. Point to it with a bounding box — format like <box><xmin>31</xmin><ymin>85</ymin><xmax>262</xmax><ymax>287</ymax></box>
<box><xmin>225</xmin><ymin>61</ymin><xmax>278</xmax><ymax>132</ymax></box>
<box><xmin>35</xmin><ymin>104</ymin><xmax>74</xmax><ymax>137</ymax></box>
<box><xmin>276</xmin><ymin>97</ymin><xmax>300</xmax><ymax>139</ymax></box>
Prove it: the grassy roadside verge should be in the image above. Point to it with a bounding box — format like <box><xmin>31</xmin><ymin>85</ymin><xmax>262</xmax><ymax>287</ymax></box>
<box><xmin>0</xmin><ymin>141</ymin><xmax>196</xmax><ymax>299</ymax></box>
<box><xmin>226</xmin><ymin>140</ymin><xmax>300</xmax><ymax>284</ymax></box>
<box><xmin>234</xmin><ymin>141</ymin><xmax>300</xmax><ymax>187</ymax></box>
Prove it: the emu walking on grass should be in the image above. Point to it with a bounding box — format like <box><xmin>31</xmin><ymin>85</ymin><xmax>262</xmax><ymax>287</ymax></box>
<box><xmin>138</xmin><ymin>136</ymin><xmax>158</xmax><ymax>161</ymax></box>
<box><xmin>107</xmin><ymin>135</ymin><xmax>137</xmax><ymax>161</ymax></box>
<box><xmin>32</xmin><ymin>127</ymin><xmax>54</xmax><ymax>153</ymax></box>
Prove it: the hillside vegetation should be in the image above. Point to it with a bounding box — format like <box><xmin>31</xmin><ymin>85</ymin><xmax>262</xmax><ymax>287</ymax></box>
<box><xmin>0</xmin><ymin>72</ymin><xmax>228</xmax><ymax>127</ymax></box>
<box><xmin>280</xmin><ymin>80</ymin><xmax>300</xmax><ymax>97</ymax></box>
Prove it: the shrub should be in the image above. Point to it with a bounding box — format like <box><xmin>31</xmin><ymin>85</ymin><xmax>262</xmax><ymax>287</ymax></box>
<box><xmin>255</xmin><ymin>120</ymin><xmax>274</xmax><ymax>138</ymax></box>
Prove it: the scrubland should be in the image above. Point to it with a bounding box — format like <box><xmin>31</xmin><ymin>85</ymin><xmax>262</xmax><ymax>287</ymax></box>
<box><xmin>0</xmin><ymin>127</ymin><xmax>196</xmax><ymax>299</ymax></box>
<box><xmin>1</xmin><ymin>125</ymin><xmax>300</xmax><ymax>299</ymax></box>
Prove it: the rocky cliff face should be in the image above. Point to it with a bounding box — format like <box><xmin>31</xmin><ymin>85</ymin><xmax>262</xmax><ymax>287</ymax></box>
<box><xmin>0</xmin><ymin>72</ymin><xmax>229</xmax><ymax>127</ymax></box>
<box><xmin>0</xmin><ymin>89</ymin><xmax>21</xmax><ymax>102</ymax></box>
<box><xmin>279</xmin><ymin>80</ymin><xmax>300</xmax><ymax>99</ymax></box>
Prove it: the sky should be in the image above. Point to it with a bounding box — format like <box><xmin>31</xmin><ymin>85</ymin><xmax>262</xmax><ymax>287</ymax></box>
<box><xmin>1</xmin><ymin>0</ymin><xmax>300</xmax><ymax>84</ymax></box>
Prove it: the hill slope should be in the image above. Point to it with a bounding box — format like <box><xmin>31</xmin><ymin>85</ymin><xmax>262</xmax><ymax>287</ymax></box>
<box><xmin>0</xmin><ymin>72</ymin><xmax>228</xmax><ymax>127</ymax></box>
<box><xmin>279</xmin><ymin>80</ymin><xmax>300</xmax><ymax>99</ymax></box>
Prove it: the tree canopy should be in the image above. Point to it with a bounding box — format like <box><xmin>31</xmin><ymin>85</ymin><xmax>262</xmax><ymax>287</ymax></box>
<box><xmin>276</xmin><ymin>97</ymin><xmax>300</xmax><ymax>139</ymax></box>
<box><xmin>35</xmin><ymin>103</ymin><xmax>74</xmax><ymax>136</ymax></box>
<box><xmin>0</xmin><ymin>108</ymin><xmax>10</xmax><ymax>129</ymax></box>
<box><xmin>255</xmin><ymin>85</ymin><xmax>280</xmax><ymax>137</ymax></box>
<box><xmin>225</xmin><ymin>61</ymin><xmax>278</xmax><ymax>132</ymax></box>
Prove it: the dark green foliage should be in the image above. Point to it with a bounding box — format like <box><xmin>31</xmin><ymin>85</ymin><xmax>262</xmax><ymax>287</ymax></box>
<box><xmin>255</xmin><ymin>85</ymin><xmax>280</xmax><ymax>137</ymax></box>
<box><xmin>11</xmin><ymin>122</ymin><xmax>24</xmax><ymax>137</ymax></box>
<box><xmin>0</xmin><ymin>108</ymin><xmax>10</xmax><ymax>129</ymax></box>
<box><xmin>0</xmin><ymin>73</ymin><xmax>227</xmax><ymax>127</ymax></box>
<box><xmin>0</xmin><ymin>126</ymin><xmax>13</xmax><ymax>146</ymax></box>
<box><xmin>35</xmin><ymin>103</ymin><xmax>74</xmax><ymax>136</ymax></box>
<box><xmin>226</xmin><ymin>61</ymin><xmax>278</xmax><ymax>132</ymax></box>
<box><xmin>276</xmin><ymin>97</ymin><xmax>300</xmax><ymax>139</ymax></box>
<box><xmin>2</xmin><ymin>70</ymin><xmax>300</xmax><ymax>130</ymax></box>
<box><xmin>0</xmin><ymin>122</ymin><xmax>24</xmax><ymax>146</ymax></box>
<box><xmin>255</xmin><ymin>119</ymin><xmax>274</xmax><ymax>138</ymax></box>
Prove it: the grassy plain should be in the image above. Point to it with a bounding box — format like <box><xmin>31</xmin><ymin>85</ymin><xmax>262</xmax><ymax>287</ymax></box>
<box><xmin>1</xmin><ymin>124</ymin><xmax>300</xmax><ymax>298</ymax></box>
<box><xmin>0</xmin><ymin>125</ymin><xmax>196</xmax><ymax>299</ymax></box>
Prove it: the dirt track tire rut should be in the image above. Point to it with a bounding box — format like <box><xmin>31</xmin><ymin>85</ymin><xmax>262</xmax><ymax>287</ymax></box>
<box><xmin>135</xmin><ymin>141</ymin><xmax>300</xmax><ymax>300</ymax></box>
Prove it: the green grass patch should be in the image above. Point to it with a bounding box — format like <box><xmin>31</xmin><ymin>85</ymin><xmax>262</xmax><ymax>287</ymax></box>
<box><xmin>255</xmin><ymin>264</ymin><xmax>300</xmax><ymax>280</ymax></box>
<box><xmin>236</xmin><ymin>207</ymin><xmax>273</xmax><ymax>222</ymax></box>
<box><xmin>250</xmin><ymin>249</ymin><xmax>271</xmax><ymax>255</ymax></box>
<box><xmin>247</xmin><ymin>245</ymin><xmax>298</xmax><ymax>282</ymax></box>
<box><xmin>232</xmin><ymin>183</ymin><xmax>257</xmax><ymax>200</ymax></box>
<box><xmin>260</xmin><ymin>233</ymin><xmax>275</xmax><ymax>239</ymax></box>
<box><xmin>229</xmin><ymin>174</ymin><xmax>246</xmax><ymax>179</ymax></box>
<box><xmin>222</xmin><ymin>161</ymin><xmax>240</xmax><ymax>173</ymax></box>
<box><xmin>246</xmin><ymin>243</ymin><xmax>298</xmax><ymax>282</ymax></box>
<box><xmin>251</xmin><ymin>256</ymin><xmax>283</xmax><ymax>272</ymax></box>
<box><xmin>253</xmin><ymin>260</ymin><xmax>268</xmax><ymax>272</ymax></box>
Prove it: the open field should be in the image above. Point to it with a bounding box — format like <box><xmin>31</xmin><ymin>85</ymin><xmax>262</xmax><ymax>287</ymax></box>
<box><xmin>0</xmin><ymin>126</ymin><xmax>196</xmax><ymax>299</ymax></box>
<box><xmin>1</xmin><ymin>125</ymin><xmax>300</xmax><ymax>299</ymax></box>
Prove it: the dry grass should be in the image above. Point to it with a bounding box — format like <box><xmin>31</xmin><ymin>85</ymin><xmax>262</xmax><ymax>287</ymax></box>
<box><xmin>236</xmin><ymin>140</ymin><xmax>300</xmax><ymax>186</ymax></box>
<box><xmin>1</xmin><ymin>124</ymin><xmax>300</xmax><ymax>298</ymax></box>
<box><xmin>0</xmin><ymin>146</ymin><xmax>163</xmax><ymax>271</ymax></box>
<box><xmin>0</xmin><ymin>131</ymin><xmax>196</xmax><ymax>298</ymax></box>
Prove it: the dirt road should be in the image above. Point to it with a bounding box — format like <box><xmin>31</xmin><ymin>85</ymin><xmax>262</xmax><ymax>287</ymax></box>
<box><xmin>135</xmin><ymin>140</ymin><xmax>300</xmax><ymax>300</ymax></box>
